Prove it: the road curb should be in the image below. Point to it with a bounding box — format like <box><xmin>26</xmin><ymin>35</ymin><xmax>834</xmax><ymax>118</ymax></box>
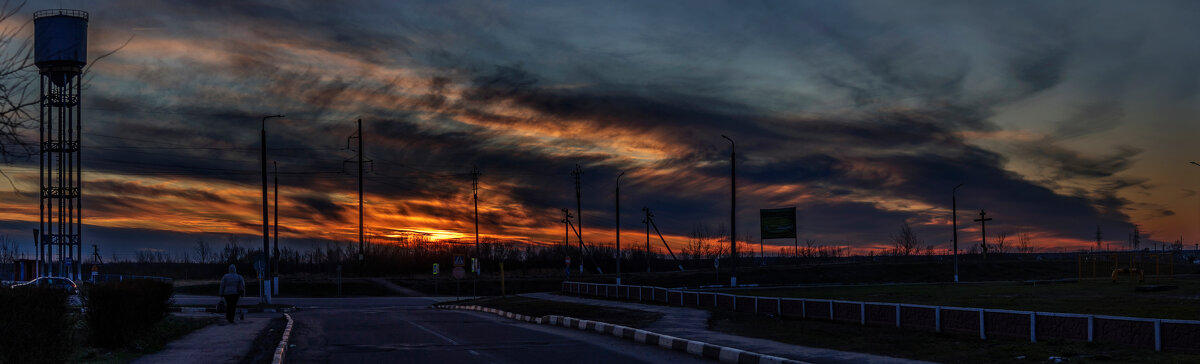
<box><xmin>171</xmin><ymin>306</ymin><xmax>296</xmax><ymax>313</ymax></box>
<box><xmin>433</xmin><ymin>304</ymin><xmax>808</xmax><ymax>364</ymax></box>
<box><xmin>272</xmin><ymin>313</ymin><xmax>295</xmax><ymax>364</ymax></box>
<box><xmin>433</xmin><ymin>304</ymin><xmax>544</xmax><ymax>324</ymax></box>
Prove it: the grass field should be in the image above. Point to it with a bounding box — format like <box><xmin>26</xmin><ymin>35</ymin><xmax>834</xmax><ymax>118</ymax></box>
<box><xmin>73</xmin><ymin>315</ymin><xmax>216</xmax><ymax>363</ymax></box>
<box><xmin>448</xmin><ymin>296</ymin><xmax>662</xmax><ymax>328</ymax></box>
<box><xmin>723</xmin><ymin>277</ymin><xmax>1200</xmax><ymax>320</ymax></box>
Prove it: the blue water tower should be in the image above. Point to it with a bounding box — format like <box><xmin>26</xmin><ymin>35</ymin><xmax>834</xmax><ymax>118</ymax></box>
<box><xmin>34</xmin><ymin>9</ymin><xmax>87</xmax><ymax>86</ymax></box>
<box><xmin>34</xmin><ymin>9</ymin><xmax>88</xmax><ymax>280</ymax></box>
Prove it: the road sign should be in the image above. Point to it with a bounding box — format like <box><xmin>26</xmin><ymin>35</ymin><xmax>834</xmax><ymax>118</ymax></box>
<box><xmin>254</xmin><ymin>259</ymin><xmax>265</xmax><ymax>273</ymax></box>
<box><xmin>65</xmin><ymin>257</ymin><xmax>72</xmax><ymax>268</ymax></box>
<box><xmin>471</xmin><ymin>258</ymin><xmax>478</xmax><ymax>273</ymax></box>
<box><xmin>714</xmin><ymin>258</ymin><xmax>719</xmax><ymax>269</ymax></box>
<box><xmin>453</xmin><ymin>266</ymin><xmax>465</xmax><ymax>279</ymax></box>
<box><xmin>454</xmin><ymin>255</ymin><xmax>466</xmax><ymax>267</ymax></box>
<box><xmin>565</xmin><ymin>256</ymin><xmax>571</xmax><ymax>267</ymax></box>
<box><xmin>432</xmin><ymin>263</ymin><xmax>440</xmax><ymax>275</ymax></box>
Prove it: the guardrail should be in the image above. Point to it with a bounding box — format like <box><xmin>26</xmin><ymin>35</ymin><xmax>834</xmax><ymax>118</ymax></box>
<box><xmin>562</xmin><ymin>281</ymin><xmax>1200</xmax><ymax>353</ymax></box>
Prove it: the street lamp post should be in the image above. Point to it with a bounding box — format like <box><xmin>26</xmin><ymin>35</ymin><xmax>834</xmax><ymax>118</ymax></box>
<box><xmin>261</xmin><ymin>114</ymin><xmax>283</xmax><ymax>303</ymax></box>
<box><xmin>273</xmin><ymin>161</ymin><xmax>279</xmax><ymax>295</ymax></box>
<box><xmin>952</xmin><ymin>183</ymin><xmax>963</xmax><ymax>283</ymax></box>
<box><xmin>721</xmin><ymin>135</ymin><xmax>736</xmax><ymax>287</ymax></box>
<box><xmin>1190</xmin><ymin>162</ymin><xmax>1200</xmax><ymax>251</ymax></box>
<box><xmin>616</xmin><ymin>171</ymin><xmax>625</xmax><ymax>285</ymax></box>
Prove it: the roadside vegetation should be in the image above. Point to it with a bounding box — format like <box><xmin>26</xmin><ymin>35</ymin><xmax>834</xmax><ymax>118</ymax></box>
<box><xmin>0</xmin><ymin>280</ymin><xmax>214</xmax><ymax>363</ymax></box>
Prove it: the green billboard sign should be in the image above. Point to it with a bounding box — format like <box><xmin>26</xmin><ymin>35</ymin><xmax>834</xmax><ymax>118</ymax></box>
<box><xmin>760</xmin><ymin>207</ymin><xmax>797</xmax><ymax>239</ymax></box>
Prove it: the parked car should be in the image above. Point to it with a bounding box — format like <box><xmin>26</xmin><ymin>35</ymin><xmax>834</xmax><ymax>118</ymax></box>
<box><xmin>11</xmin><ymin>277</ymin><xmax>82</xmax><ymax>306</ymax></box>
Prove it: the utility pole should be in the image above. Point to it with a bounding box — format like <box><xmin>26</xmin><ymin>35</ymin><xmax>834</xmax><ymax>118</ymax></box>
<box><xmin>562</xmin><ymin>208</ymin><xmax>572</xmax><ymax>274</ymax></box>
<box><xmin>615</xmin><ymin>171</ymin><xmax>625</xmax><ymax>285</ymax></box>
<box><xmin>974</xmin><ymin>210</ymin><xmax>992</xmax><ymax>260</ymax></box>
<box><xmin>273</xmin><ymin>161</ymin><xmax>279</xmax><ymax>295</ymax></box>
<box><xmin>562</xmin><ymin>208</ymin><xmax>572</xmax><ymax>255</ymax></box>
<box><xmin>91</xmin><ymin>244</ymin><xmax>102</xmax><ymax>265</ymax></box>
<box><xmin>643</xmin><ymin>207</ymin><xmax>651</xmax><ymax>272</ymax></box>
<box><xmin>261</xmin><ymin>114</ymin><xmax>283</xmax><ymax>300</ymax></box>
<box><xmin>572</xmin><ymin>164</ymin><xmax>584</xmax><ymax>274</ymax></box>
<box><xmin>721</xmin><ymin>135</ymin><xmax>737</xmax><ymax>287</ymax></box>
<box><xmin>952</xmin><ymin>183</ymin><xmax>963</xmax><ymax>282</ymax></box>
<box><xmin>472</xmin><ymin>166</ymin><xmax>480</xmax><ymax>274</ymax></box>
<box><xmin>358</xmin><ymin>120</ymin><xmax>364</xmax><ymax>263</ymax></box>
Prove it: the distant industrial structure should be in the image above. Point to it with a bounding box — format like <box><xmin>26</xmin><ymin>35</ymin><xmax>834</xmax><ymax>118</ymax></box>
<box><xmin>35</xmin><ymin>9</ymin><xmax>88</xmax><ymax>280</ymax></box>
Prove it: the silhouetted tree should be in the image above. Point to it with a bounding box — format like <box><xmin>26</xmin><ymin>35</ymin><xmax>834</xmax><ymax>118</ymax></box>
<box><xmin>0</xmin><ymin>2</ymin><xmax>36</xmax><ymax>189</ymax></box>
<box><xmin>890</xmin><ymin>221</ymin><xmax>921</xmax><ymax>256</ymax></box>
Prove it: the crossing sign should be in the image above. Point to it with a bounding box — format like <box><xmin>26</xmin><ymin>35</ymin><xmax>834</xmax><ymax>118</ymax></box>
<box><xmin>433</xmin><ymin>263</ymin><xmax>440</xmax><ymax>275</ymax></box>
<box><xmin>453</xmin><ymin>255</ymin><xmax>466</xmax><ymax>267</ymax></box>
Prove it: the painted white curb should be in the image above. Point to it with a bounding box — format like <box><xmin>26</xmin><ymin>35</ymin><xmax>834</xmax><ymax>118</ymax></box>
<box><xmin>434</xmin><ymin>303</ymin><xmax>807</xmax><ymax>364</ymax></box>
<box><xmin>271</xmin><ymin>313</ymin><xmax>295</xmax><ymax>364</ymax></box>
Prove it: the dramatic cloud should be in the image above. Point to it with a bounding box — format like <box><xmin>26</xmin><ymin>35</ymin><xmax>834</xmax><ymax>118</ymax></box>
<box><xmin>2</xmin><ymin>0</ymin><xmax>1197</xmax><ymax>258</ymax></box>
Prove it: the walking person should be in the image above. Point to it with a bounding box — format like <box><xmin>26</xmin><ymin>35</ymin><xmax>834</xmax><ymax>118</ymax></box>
<box><xmin>219</xmin><ymin>264</ymin><xmax>246</xmax><ymax>324</ymax></box>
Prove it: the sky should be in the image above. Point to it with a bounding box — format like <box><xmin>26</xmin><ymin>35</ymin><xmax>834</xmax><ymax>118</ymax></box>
<box><xmin>3</xmin><ymin>0</ymin><xmax>1200</xmax><ymax>260</ymax></box>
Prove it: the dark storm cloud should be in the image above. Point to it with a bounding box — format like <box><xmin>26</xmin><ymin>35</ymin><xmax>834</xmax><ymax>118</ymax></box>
<box><xmin>13</xmin><ymin>0</ymin><xmax>1191</xmax><ymax>253</ymax></box>
<box><xmin>89</xmin><ymin>180</ymin><xmax>228</xmax><ymax>204</ymax></box>
<box><xmin>293</xmin><ymin>194</ymin><xmax>346</xmax><ymax>222</ymax></box>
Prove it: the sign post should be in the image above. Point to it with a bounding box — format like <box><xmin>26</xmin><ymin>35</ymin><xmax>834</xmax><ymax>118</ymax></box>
<box><xmin>453</xmin><ymin>255</ymin><xmax>465</xmax><ymax>300</ymax></box>
<box><xmin>471</xmin><ymin>257</ymin><xmax>478</xmax><ymax>298</ymax></box>
<box><xmin>564</xmin><ymin>256</ymin><xmax>571</xmax><ymax>279</ymax></box>
<box><xmin>714</xmin><ymin>258</ymin><xmax>720</xmax><ymax>285</ymax></box>
<box><xmin>432</xmin><ymin>263</ymin><xmax>439</xmax><ymax>295</ymax></box>
<box><xmin>254</xmin><ymin>259</ymin><xmax>266</xmax><ymax>302</ymax></box>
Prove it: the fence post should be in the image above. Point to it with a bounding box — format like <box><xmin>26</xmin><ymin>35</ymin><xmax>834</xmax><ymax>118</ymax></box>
<box><xmin>801</xmin><ymin>299</ymin><xmax>806</xmax><ymax>318</ymax></box>
<box><xmin>829</xmin><ymin>301</ymin><xmax>834</xmax><ymax>321</ymax></box>
<box><xmin>777</xmin><ymin>297</ymin><xmax>782</xmax><ymax>316</ymax></box>
<box><xmin>1155</xmin><ymin>319</ymin><xmax>1162</xmax><ymax>352</ymax></box>
<box><xmin>935</xmin><ymin>307</ymin><xmax>941</xmax><ymax>333</ymax></box>
<box><xmin>860</xmin><ymin>303</ymin><xmax>866</xmax><ymax>325</ymax></box>
<box><xmin>979</xmin><ymin>310</ymin><xmax>987</xmax><ymax>340</ymax></box>
<box><xmin>895</xmin><ymin>304</ymin><xmax>901</xmax><ymax>328</ymax></box>
<box><xmin>754</xmin><ymin>297</ymin><xmax>758</xmax><ymax>313</ymax></box>
<box><xmin>1087</xmin><ymin>315</ymin><xmax>1094</xmax><ymax>342</ymax></box>
<box><xmin>1030</xmin><ymin>313</ymin><xmax>1037</xmax><ymax>343</ymax></box>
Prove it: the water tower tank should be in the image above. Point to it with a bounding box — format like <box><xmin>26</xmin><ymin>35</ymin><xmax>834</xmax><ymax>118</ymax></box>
<box><xmin>34</xmin><ymin>9</ymin><xmax>88</xmax><ymax>73</ymax></box>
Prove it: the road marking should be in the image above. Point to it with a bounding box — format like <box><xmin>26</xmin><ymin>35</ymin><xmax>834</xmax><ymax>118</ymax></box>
<box><xmin>407</xmin><ymin>320</ymin><xmax>460</xmax><ymax>345</ymax></box>
<box><xmin>468</xmin><ymin>350</ymin><xmax>480</xmax><ymax>355</ymax></box>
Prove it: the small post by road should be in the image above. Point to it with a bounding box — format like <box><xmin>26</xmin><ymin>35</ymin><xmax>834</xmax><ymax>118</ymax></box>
<box><xmin>714</xmin><ymin>258</ymin><xmax>720</xmax><ymax>285</ymax></box>
<box><xmin>500</xmin><ymin>262</ymin><xmax>506</xmax><ymax>297</ymax></box>
<box><xmin>432</xmin><ymin>263</ymin><xmax>439</xmax><ymax>295</ymax></box>
<box><xmin>337</xmin><ymin>264</ymin><xmax>343</xmax><ymax>297</ymax></box>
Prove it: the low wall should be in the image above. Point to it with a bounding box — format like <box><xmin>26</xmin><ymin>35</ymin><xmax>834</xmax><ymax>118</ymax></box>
<box><xmin>561</xmin><ymin>281</ymin><xmax>1200</xmax><ymax>353</ymax></box>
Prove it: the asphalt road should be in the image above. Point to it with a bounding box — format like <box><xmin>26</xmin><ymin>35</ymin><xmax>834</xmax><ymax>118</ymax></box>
<box><xmin>175</xmin><ymin>295</ymin><xmax>707</xmax><ymax>363</ymax></box>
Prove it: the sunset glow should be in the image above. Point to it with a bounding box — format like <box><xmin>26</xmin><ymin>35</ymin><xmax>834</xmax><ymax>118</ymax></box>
<box><xmin>1</xmin><ymin>1</ymin><xmax>1197</xmax><ymax>261</ymax></box>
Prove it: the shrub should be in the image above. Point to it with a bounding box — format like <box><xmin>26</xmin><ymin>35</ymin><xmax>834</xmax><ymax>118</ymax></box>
<box><xmin>0</xmin><ymin>285</ymin><xmax>72</xmax><ymax>363</ymax></box>
<box><xmin>84</xmin><ymin>279</ymin><xmax>174</xmax><ymax>348</ymax></box>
